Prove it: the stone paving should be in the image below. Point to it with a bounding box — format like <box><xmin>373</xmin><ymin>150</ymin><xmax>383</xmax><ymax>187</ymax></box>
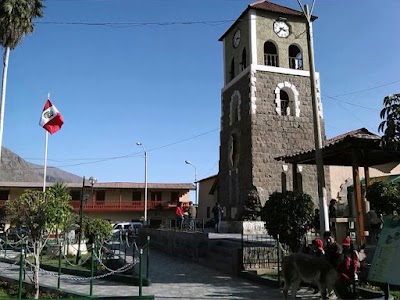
<box><xmin>0</xmin><ymin>248</ymin><xmax>324</xmax><ymax>299</ymax></box>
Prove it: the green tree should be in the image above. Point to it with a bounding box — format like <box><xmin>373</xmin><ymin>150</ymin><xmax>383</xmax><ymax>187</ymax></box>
<box><xmin>366</xmin><ymin>181</ymin><xmax>400</xmax><ymax>216</ymax></box>
<box><xmin>0</xmin><ymin>0</ymin><xmax>44</xmax><ymax>161</ymax></box>
<box><xmin>46</xmin><ymin>182</ymin><xmax>74</xmax><ymax>241</ymax></box>
<box><xmin>82</xmin><ymin>216</ymin><xmax>112</xmax><ymax>246</ymax></box>
<box><xmin>261</xmin><ymin>191</ymin><xmax>314</xmax><ymax>252</ymax></box>
<box><xmin>378</xmin><ymin>93</ymin><xmax>400</xmax><ymax>149</ymax></box>
<box><xmin>242</xmin><ymin>188</ymin><xmax>262</xmax><ymax>221</ymax></box>
<box><xmin>5</xmin><ymin>188</ymin><xmax>73</xmax><ymax>299</ymax></box>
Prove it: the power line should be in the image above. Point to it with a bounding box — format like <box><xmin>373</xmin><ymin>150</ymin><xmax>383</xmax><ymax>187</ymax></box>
<box><xmin>332</xmin><ymin>80</ymin><xmax>400</xmax><ymax>97</ymax></box>
<box><xmin>18</xmin><ymin>128</ymin><xmax>219</xmax><ymax>170</ymax></box>
<box><xmin>323</xmin><ymin>94</ymin><xmax>379</xmax><ymax>111</ymax></box>
<box><xmin>36</xmin><ymin>20</ymin><xmax>235</xmax><ymax>28</ymax></box>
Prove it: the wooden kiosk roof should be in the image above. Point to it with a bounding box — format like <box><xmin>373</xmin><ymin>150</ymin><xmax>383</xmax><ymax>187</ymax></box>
<box><xmin>275</xmin><ymin>128</ymin><xmax>400</xmax><ymax>167</ymax></box>
<box><xmin>275</xmin><ymin>128</ymin><xmax>400</xmax><ymax>246</ymax></box>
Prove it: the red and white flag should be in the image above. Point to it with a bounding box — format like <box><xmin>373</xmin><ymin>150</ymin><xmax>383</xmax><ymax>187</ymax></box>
<box><xmin>39</xmin><ymin>99</ymin><xmax>64</xmax><ymax>134</ymax></box>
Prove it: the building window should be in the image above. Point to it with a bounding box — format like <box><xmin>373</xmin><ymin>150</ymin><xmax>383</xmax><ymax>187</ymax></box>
<box><xmin>69</xmin><ymin>191</ymin><xmax>81</xmax><ymax>201</ymax></box>
<box><xmin>229</xmin><ymin>58</ymin><xmax>235</xmax><ymax>80</ymax></box>
<box><xmin>264</xmin><ymin>41</ymin><xmax>279</xmax><ymax>67</ymax></box>
<box><xmin>274</xmin><ymin>82</ymin><xmax>300</xmax><ymax>117</ymax></box>
<box><xmin>171</xmin><ymin>191</ymin><xmax>179</xmax><ymax>204</ymax></box>
<box><xmin>151</xmin><ymin>191</ymin><xmax>162</xmax><ymax>201</ymax></box>
<box><xmin>207</xmin><ymin>206</ymin><xmax>210</xmax><ymax>218</ymax></box>
<box><xmin>0</xmin><ymin>190</ymin><xmax>9</xmax><ymax>201</ymax></box>
<box><xmin>132</xmin><ymin>189</ymin><xmax>141</xmax><ymax>202</ymax></box>
<box><xmin>289</xmin><ymin>44</ymin><xmax>303</xmax><ymax>70</ymax></box>
<box><xmin>230</xmin><ymin>90</ymin><xmax>241</xmax><ymax>125</ymax></box>
<box><xmin>96</xmin><ymin>190</ymin><xmax>105</xmax><ymax>201</ymax></box>
<box><xmin>240</xmin><ymin>47</ymin><xmax>247</xmax><ymax>71</ymax></box>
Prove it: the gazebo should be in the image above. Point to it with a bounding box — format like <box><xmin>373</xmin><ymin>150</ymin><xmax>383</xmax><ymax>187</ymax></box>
<box><xmin>275</xmin><ymin>128</ymin><xmax>400</xmax><ymax>245</ymax></box>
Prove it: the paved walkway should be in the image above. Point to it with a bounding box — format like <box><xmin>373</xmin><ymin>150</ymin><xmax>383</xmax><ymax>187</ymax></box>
<box><xmin>0</xmin><ymin>248</ymin><xmax>324</xmax><ymax>299</ymax></box>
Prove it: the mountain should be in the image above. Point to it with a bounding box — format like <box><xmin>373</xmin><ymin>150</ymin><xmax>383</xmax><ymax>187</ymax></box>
<box><xmin>0</xmin><ymin>147</ymin><xmax>82</xmax><ymax>183</ymax></box>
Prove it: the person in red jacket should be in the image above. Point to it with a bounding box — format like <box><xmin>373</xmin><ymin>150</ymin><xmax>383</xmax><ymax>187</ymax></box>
<box><xmin>175</xmin><ymin>202</ymin><xmax>184</xmax><ymax>229</ymax></box>
<box><xmin>336</xmin><ymin>237</ymin><xmax>359</xmax><ymax>299</ymax></box>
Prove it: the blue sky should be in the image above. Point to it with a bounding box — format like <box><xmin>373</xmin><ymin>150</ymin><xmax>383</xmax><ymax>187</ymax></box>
<box><xmin>3</xmin><ymin>0</ymin><xmax>400</xmax><ymax>184</ymax></box>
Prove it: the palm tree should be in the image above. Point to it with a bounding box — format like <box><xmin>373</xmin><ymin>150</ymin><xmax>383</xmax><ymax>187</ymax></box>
<box><xmin>0</xmin><ymin>0</ymin><xmax>44</xmax><ymax>162</ymax></box>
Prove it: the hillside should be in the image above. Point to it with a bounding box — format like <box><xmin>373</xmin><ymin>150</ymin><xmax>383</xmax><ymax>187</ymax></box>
<box><xmin>0</xmin><ymin>147</ymin><xmax>82</xmax><ymax>183</ymax></box>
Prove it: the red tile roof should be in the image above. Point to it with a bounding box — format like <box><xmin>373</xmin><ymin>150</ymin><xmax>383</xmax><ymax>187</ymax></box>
<box><xmin>250</xmin><ymin>0</ymin><xmax>306</xmax><ymax>18</ymax></box>
<box><xmin>0</xmin><ymin>181</ymin><xmax>196</xmax><ymax>190</ymax></box>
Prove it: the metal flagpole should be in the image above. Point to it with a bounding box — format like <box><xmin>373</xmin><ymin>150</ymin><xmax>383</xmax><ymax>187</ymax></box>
<box><xmin>42</xmin><ymin>93</ymin><xmax>50</xmax><ymax>193</ymax></box>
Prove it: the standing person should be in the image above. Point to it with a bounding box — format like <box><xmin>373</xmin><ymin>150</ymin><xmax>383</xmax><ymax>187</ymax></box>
<box><xmin>312</xmin><ymin>238</ymin><xmax>325</xmax><ymax>258</ymax></box>
<box><xmin>187</xmin><ymin>201</ymin><xmax>197</xmax><ymax>230</ymax></box>
<box><xmin>212</xmin><ymin>203</ymin><xmax>223</xmax><ymax>233</ymax></box>
<box><xmin>175</xmin><ymin>202</ymin><xmax>184</xmax><ymax>229</ymax></box>
<box><xmin>323</xmin><ymin>231</ymin><xmax>342</xmax><ymax>268</ymax></box>
<box><xmin>328</xmin><ymin>199</ymin><xmax>337</xmax><ymax>229</ymax></box>
<box><xmin>336</xmin><ymin>237</ymin><xmax>359</xmax><ymax>299</ymax></box>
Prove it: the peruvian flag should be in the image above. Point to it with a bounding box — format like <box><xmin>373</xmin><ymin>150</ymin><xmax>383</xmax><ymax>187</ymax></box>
<box><xmin>39</xmin><ymin>100</ymin><xmax>64</xmax><ymax>134</ymax></box>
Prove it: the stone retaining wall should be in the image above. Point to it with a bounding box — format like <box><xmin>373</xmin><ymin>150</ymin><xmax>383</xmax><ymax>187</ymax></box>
<box><xmin>138</xmin><ymin>228</ymin><xmax>208</xmax><ymax>262</ymax></box>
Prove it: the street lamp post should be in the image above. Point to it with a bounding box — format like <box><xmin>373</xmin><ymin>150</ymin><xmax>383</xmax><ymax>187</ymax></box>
<box><xmin>185</xmin><ymin>160</ymin><xmax>197</xmax><ymax>205</ymax></box>
<box><xmin>136</xmin><ymin>142</ymin><xmax>148</xmax><ymax>223</ymax></box>
<box><xmin>76</xmin><ymin>176</ymin><xmax>96</xmax><ymax>264</ymax></box>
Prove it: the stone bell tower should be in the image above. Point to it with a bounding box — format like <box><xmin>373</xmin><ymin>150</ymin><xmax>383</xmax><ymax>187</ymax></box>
<box><xmin>218</xmin><ymin>1</ymin><xmax>329</xmax><ymax>220</ymax></box>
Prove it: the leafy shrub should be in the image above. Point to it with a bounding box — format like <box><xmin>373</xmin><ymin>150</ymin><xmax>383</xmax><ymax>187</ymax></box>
<box><xmin>261</xmin><ymin>191</ymin><xmax>314</xmax><ymax>252</ymax></box>
<box><xmin>366</xmin><ymin>181</ymin><xmax>400</xmax><ymax>215</ymax></box>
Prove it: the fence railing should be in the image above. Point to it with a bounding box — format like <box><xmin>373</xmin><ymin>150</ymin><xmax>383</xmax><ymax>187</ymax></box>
<box><xmin>241</xmin><ymin>233</ymin><xmax>291</xmax><ymax>282</ymax></box>
<box><xmin>159</xmin><ymin>217</ymin><xmax>205</xmax><ymax>232</ymax></box>
<box><xmin>0</xmin><ymin>233</ymin><xmax>154</xmax><ymax>299</ymax></box>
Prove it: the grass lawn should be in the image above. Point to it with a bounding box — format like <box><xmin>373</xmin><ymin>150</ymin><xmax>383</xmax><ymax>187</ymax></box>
<box><xmin>0</xmin><ymin>289</ymin><xmax>13</xmax><ymax>299</ymax></box>
<box><xmin>27</xmin><ymin>254</ymin><xmax>91</xmax><ymax>272</ymax></box>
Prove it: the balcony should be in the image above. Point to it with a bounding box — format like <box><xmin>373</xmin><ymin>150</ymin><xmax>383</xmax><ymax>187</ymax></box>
<box><xmin>0</xmin><ymin>200</ymin><xmax>176</xmax><ymax>213</ymax></box>
<box><xmin>69</xmin><ymin>200</ymin><xmax>174</xmax><ymax>212</ymax></box>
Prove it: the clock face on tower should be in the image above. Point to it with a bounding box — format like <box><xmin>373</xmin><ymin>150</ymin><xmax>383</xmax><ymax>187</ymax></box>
<box><xmin>273</xmin><ymin>20</ymin><xmax>290</xmax><ymax>38</ymax></box>
<box><xmin>233</xmin><ymin>29</ymin><xmax>241</xmax><ymax>48</ymax></box>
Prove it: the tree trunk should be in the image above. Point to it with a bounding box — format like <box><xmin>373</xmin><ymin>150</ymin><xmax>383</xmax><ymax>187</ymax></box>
<box><xmin>33</xmin><ymin>239</ymin><xmax>41</xmax><ymax>299</ymax></box>
<box><xmin>0</xmin><ymin>47</ymin><xmax>10</xmax><ymax>163</ymax></box>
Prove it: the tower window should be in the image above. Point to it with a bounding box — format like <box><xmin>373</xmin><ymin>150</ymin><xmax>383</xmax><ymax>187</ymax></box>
<box><xmin>230</xmin><ymin>90</ymin><xmax>241</xmax><ymax>125</ymax></box>
<box><xmin>229</xmin><ymin>132</ymin><xmax>240</xmax><ymax>169</ymax></box>
<box><xmin>289</xmin><ymin>45</ymin><xmax>303</xmax><ymax>70</ymax></box>
<box><xmin>230</xmin><ymin>58</ymin><xmax>235</xmax><ymax>81</ymax></box>
<box><xmin>264</xmin><ymin>41</ymin><xmax>279</xmax><ymax>67</ymax></box>
<box><xmin>240</xmin><ymin>48</ymin><xmax>247</xmax><ymax>71</ymax></box>
<box><xmin>274</xmin><ymin>82</ymin><xmax>300</xmax><ymax>117</ymax></box>
<box><xmin>280</xmin><ymin>90</ymin><xmax>290</xmax><ymax>116</ymax></box>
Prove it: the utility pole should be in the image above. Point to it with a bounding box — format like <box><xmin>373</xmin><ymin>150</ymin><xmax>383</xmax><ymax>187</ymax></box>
<box><xmin>299</xmin><ymin>1</ymin><xmax>330</xmax><ymax>233</ymax></box>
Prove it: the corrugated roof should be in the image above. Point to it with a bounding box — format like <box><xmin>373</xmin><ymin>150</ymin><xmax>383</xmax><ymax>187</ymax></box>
<box><xmin>219</xmin><ymin>0</ymin><xmax>316</xmax><ymax>41</ymax></box>
<box><xmin>0</xmin><ymin>181</ymin><xmax>196</xmax><ymax>190</ymax></box>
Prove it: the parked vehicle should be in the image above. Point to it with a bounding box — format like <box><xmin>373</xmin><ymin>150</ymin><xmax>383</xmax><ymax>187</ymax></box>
<box><xmin>112</xmin><ymin>222</ymin><xmax>142</xmax><ymax>239</ymax></box>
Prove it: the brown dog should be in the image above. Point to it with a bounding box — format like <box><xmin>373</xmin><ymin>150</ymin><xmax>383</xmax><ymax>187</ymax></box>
<box><xmin>282</xmin><ymin>253</ymin><xmax>339</xmax><ymax>299</ymax></box>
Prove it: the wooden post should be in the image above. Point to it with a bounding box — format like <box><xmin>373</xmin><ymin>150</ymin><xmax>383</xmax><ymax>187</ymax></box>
<box><xmin>352</xmin><ymin>149</ymin><xmax>365</xmax><ymax>246</ymax></box>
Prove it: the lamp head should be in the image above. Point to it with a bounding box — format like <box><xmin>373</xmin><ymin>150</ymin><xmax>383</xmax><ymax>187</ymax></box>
<box><xmin>89</xmin><ymin>176</ymin><xmax>97</xmax><ymax>185</ymax></box>
<box><xmin>136</xmin><ymin>142</ymin><xmax>142</xmax><ymax>146</ymax></box>
<box><xmin>185</xmin><ymin>160</ymin><xmax>191</xmax><ymax>165</ymax></box>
